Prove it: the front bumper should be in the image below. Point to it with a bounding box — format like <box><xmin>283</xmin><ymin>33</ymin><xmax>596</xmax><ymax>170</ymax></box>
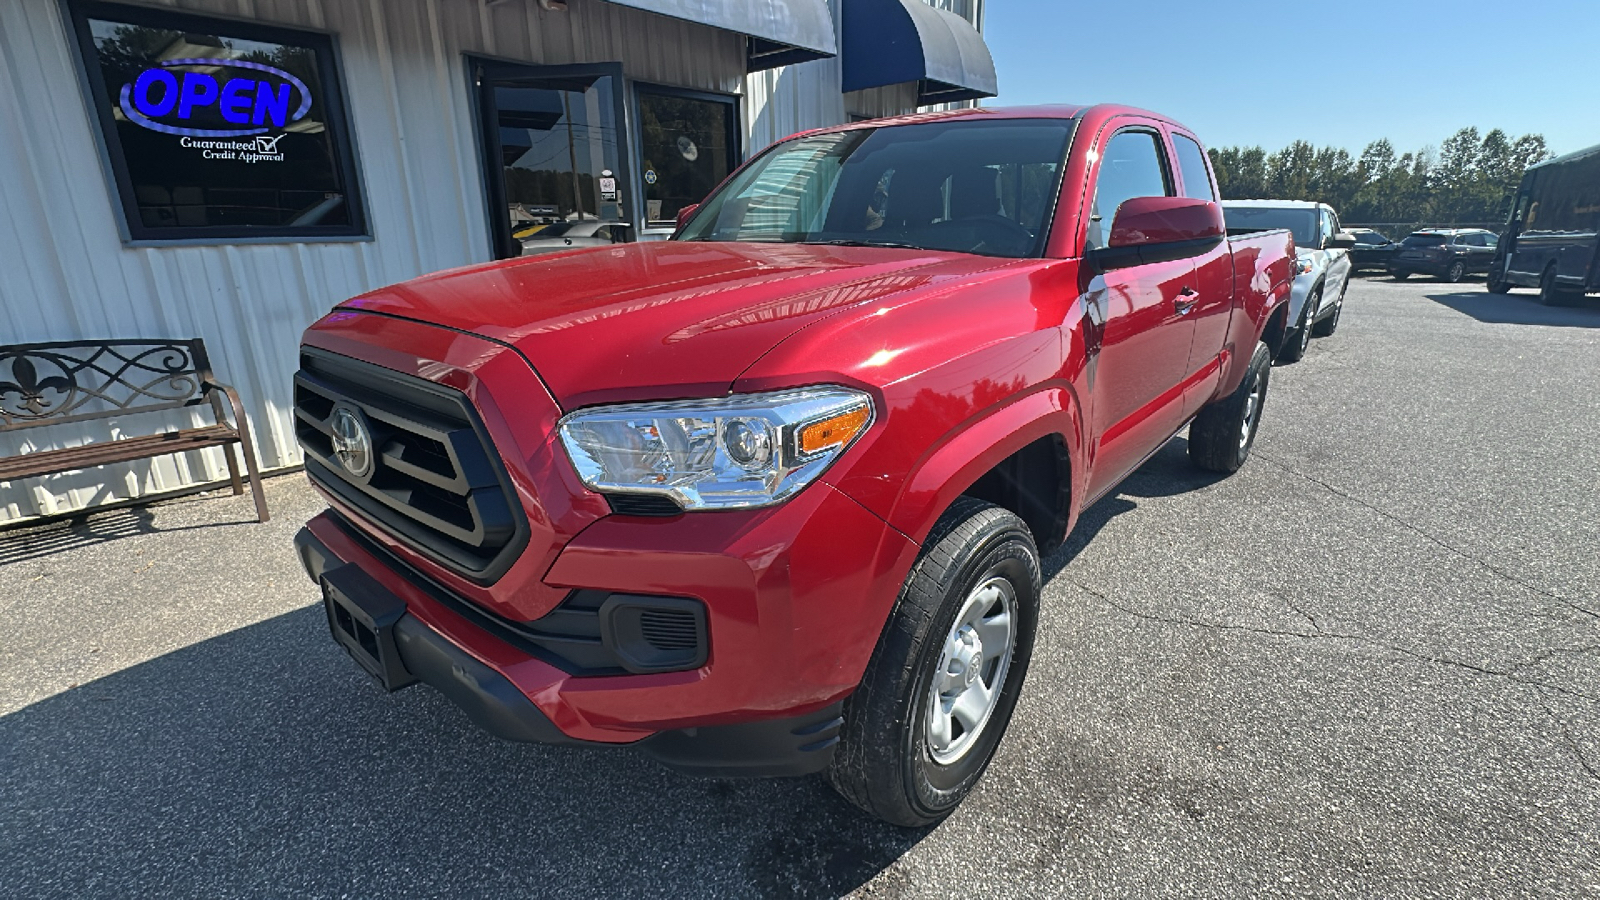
<box><xmin>295</xmin><ymin>479</ymin><xmax>917</xmax><ymax>775</ymax></box>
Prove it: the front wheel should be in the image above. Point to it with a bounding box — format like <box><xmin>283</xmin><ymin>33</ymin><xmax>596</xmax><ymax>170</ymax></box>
<box><xmin>1312</xmin><ymin>282</ymin><xmax>1344</xmax><ymax>337</ymax></box>
<box><xmin>1391</xmin><ymin>270</ymin><xmax>1411</xmax><ymax>281</ymax></box>
<box><xmin>1487</xmin><ymin>268</ymin><xmax>1511</xmax><ymax>294</ymax></box>
<box><xmin>1190</xmin><ymin>340</ymin><xmax>1272</xmax><ymax>473</ymax></box>
<box><xmin>1276</xmin><ymin>288</ymin><xmax>1318</xmax><ymax>364</ymax></box>
<box><xmin>828</xmin><ymin>497</ymin><xmax>1040</xmax><ymax>827</ymax></box>
<box><xmin>1443</xmin><ymin>260</ymin><xmax>1466</xmax><ymax>283</ymax></box>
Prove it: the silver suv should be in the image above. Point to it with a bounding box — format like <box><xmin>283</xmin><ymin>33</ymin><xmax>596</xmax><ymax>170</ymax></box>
<box><xmin>1222</xmin><ymin>200</ymin><xmax>1355</xmax><ymax>363</ymax></box>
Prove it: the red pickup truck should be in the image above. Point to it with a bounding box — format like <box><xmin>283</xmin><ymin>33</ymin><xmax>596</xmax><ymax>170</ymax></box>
<box><xmin>293</xmin><ymin>105</ymin><xmax>1294</xmax><ymax>826</ymax></box>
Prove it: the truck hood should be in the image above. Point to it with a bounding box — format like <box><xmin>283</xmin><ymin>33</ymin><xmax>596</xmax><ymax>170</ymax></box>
<box><xmin>343</xmin><ymin>241</ymin><xmax>1018</xmax><ymax>409</ymax></box>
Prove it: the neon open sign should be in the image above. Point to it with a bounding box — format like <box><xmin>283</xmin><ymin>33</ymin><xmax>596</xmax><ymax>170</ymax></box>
<box><xmin>118</xmin><ymin>59</ymin><xmax>312</xmax><ymax>138</ymax></box>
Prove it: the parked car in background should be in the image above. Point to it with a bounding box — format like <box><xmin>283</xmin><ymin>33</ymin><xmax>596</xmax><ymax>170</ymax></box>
<box><xmin>1222</xmin><ymin>200</ymin><xmax>1355</xmax><ymax>363</ymax></box>
<box><xmin>1489</xmin><ymin>142</ymin><xmax>1600</xmax><ymax>304</ymax></box>
<box><xmin>293</xmin><ymin>104</ymin><xmax>1295</xmax><ymax>828</ymax></box>
<box><xmin>1346</xmin><ymin>228</ymin><xmax>1398</xmax><ymax>273</ymax></box>
<box><xmin>1388</xmin><ymin>229</ymin><xmax>1498</xmax><ymax>283</ymax></box>
<box><xmin>520</xmin><ymin>220</ymin><xmax>632</xmax><ymax>256</ymax></box>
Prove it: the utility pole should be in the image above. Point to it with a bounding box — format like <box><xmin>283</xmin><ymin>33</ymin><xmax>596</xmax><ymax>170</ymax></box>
<box><xmin>562</xmin><ymin>91</ymin><xmax>583</xmax><ymax>219</ymax></box>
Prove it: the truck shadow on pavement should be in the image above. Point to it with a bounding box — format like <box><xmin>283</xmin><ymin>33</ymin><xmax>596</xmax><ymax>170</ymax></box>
<box><xmin>0</xmin><ymin>606</ymin><xmax>922</xmax><ymax>899</ymax></box>
<box><xmin>1043</xmin><ymin>436</ymin><xmax>1225</xmax><ymax>580</ymax></box>
<box><xmin>1426</xmin><ymin>290</ymin><xmax>1600</xmax><ymax>328</ymax></box>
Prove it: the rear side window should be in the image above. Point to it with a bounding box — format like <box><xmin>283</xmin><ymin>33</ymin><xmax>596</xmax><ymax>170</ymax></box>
<box><xmin>1088</xmin><ymin>130</ymin><xmax>1171</xmax><ymax>250</ymax></box>
<box><xmin>1402</xmin><ymin>234</ymin><xmax>1447</xmax><ymax>247</ymax></box>
<box><xmin>1172</xmin><ymin>134</ymin><xmax>1215</xmax><ymax>201</ymax></box>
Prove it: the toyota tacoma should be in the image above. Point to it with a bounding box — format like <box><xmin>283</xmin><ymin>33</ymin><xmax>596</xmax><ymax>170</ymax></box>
<box><xmin>293</xmin><ymin>105</ymin><xmax>1295</xmax><ymax>826</ymax></box>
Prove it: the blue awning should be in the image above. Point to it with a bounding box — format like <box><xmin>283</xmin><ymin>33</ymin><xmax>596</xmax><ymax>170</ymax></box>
<box><xmin>600</xmin><ymin>0</ymin><xmax>837</xmax><ymax>71</ymax></box>
<box><xmin>842</xmin><ymin>0</ymin><xmax>997</xmax><ymax>105</ymax></box>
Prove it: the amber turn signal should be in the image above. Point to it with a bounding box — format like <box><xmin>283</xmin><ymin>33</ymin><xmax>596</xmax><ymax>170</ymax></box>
<box><xmin>797</xmin><ymin>404</ymin><xmax>870</xmax><ymax>455</ymax></box>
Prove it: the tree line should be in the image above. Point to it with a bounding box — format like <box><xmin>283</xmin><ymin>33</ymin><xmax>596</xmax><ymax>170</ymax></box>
<box><xmin>1208</xmin><ymin>128</ymin><xmax>1552</xmax><ymax>225</ymax></box>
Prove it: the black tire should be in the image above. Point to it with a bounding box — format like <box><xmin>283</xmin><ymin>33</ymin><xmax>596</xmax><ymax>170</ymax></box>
<box><xmin>1487</xmin><ymin>268</ymin><xmax>1511</xmax><ymax>294</ymax></box>
<box><xmin>1312</xmin><ymin>280</ymin><xmax>1344</xmax><ymax>337</ymax></box>
<box><xmin>1391</xmin><ymin>270</ymin><xmax>1411</xmax><ymax>281</ymax></box>
<box><xmin>1275</xmin><ymin>287</ymin><xmax>1318</xmax><ymax>364</ymax></box>
<box><xmin>1538</xmin><ymin>266</ymin><xmax>1571</xmax><ymax>307</ymax></box>
<box><xmin>1189</xmin><ymin>340</ymin><xmax>1272</xmax><ymax>473</ymax></box>
<box><xmin>827</xmin><ymin>497</ymin><xmax>1040</xmax><ymax>827</ymax></box>
<box><xmin>1443</xmin><ymin>260</ymin><xmax>1466</xmax><ymax>283</ymax></box>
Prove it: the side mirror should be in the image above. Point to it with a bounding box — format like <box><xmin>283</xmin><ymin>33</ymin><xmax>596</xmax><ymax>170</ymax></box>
<box><xmin>673</xmin><ymin>203</ymin><xmax>701</xmax><ymax>237</ymax></box>
<box><xmin>1091</xmin><ymin>197</ymin><xmax>1225</xmax><ymax>271</ymax></box>
<box><xmin>1325</xmin><ymin>232</ymin><xmax>1358</xmax><ymax>250</ymax></box>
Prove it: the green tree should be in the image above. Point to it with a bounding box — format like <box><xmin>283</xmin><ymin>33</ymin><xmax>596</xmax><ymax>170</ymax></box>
<box><xmin>1208</xmin><ymin>128</ymin><xmax>1553</xmax><ymax>226</ymax></box>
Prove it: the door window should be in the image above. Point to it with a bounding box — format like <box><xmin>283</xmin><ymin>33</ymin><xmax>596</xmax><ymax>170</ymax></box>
<box><xmin>1171</xmin><ymin>134</ymin><xmax>1215</xmax><ymax>201</ymax></box>
<box><xmin>475</xmin><ymin>61</ymin><xmax>629</xmax><ymax>259</ymax></box>
<box><xmin>1088</xmin><ymin>130</ymin><xmax>1172</xmax><ymax>250</ymax></box>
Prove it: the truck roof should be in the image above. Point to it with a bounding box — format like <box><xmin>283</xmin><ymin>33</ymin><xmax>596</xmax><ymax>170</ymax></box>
<box><xmin>1529</xmin><ymin>141</ymin><xmax>1600</xmax><ymax>171</ymax></box>
<box><xmin>793</xmin><ymin>104</ymin><xmax>1198</xmax><ymax>140</ymax></box>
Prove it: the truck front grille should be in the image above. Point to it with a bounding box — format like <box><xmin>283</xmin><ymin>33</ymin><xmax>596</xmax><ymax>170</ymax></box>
<box><xmin>294</xmin><ymin>347</ymin><xmax>527</xmax><ymax>583</ymax></box>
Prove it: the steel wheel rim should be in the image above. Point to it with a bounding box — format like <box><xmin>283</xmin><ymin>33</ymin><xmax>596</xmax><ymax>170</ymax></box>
<box><xmin>926</xmin><ymin>576</ymin><xmax>1017</xmax><ymax>765</ymax></box>
<box><xmin>1239</xmin><ymin>368</ymin><xmax>1263</xmax><ymax>450</ymax></box>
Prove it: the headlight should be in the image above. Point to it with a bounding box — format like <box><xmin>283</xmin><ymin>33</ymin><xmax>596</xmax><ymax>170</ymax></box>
<box><xmin>558</xmin><ymin>387</ymin><xmax>874</xmax><ymax>510</ymax></box>
<box><xmin>1295</xmin><ymin>257</ymin><xmax>1314</xmax><ymax>276</ymax></box>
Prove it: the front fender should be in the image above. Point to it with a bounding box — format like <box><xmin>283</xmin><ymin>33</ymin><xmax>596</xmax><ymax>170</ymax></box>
<box><xmin>861</xmin><ymin>385</ymin><xmax>1087</xmax><ymax>546</ymax></box>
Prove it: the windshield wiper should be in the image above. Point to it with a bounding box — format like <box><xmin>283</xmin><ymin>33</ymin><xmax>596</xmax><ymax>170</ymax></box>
<box><xmin>804</xmin><ymin>239</ymin><xmax>925</xmax><ymax>250</ymax></box>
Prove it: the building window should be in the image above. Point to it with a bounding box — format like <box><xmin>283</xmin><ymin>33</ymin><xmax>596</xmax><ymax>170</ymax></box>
<box><xmin>635</xmin><ymin>86</ymin><xmax>738</xmax><ymax>228</ymax></box>
<box><xmin>67</xmin><ymin>1</ymin><xmax>366</xmax><ymax>241</ymax></box>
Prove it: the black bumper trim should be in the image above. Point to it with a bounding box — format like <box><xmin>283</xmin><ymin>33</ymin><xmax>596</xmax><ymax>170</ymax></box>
<box><xmin>391</xmin><ymin>612</ymin><xmax>577</xmax><ymax>745</ymax></box>
<box><xmin>295</xmin><ymin>526</ymin><xmax>845</xmax><ymax>777</ymax></box>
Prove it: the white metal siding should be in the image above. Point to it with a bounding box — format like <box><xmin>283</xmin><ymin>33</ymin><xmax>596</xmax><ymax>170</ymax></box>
<box><xmin>0</xmin><ymin>0</ymin><xmax>984</xmax><ymax>523</ymax></box>
<box><xmin>0</xmin><ymin>0</ymin><xmax>743</xmax><ymax>523</ymax></box>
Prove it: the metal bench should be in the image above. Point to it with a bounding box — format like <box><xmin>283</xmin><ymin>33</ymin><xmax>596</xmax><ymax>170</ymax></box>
<box><xmin>0</xmin><ymin>339</ymin><xmax>268</xmax><ymax>523</ymax></box>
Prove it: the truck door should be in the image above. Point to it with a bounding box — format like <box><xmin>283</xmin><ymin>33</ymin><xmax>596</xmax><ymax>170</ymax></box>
<box><xmin>1168</xmin><ymin>130</ymin><xmax>1232</xmax><ymax>410</ymax></box>
<box><xmin>1082</xmin><ymin>127</ymin><xmax>1198</xmax><ymax>501</ymax></box>
<box><xmin>1322</xmin><ymin>207</ymin><xmax>1352</xmax><ymax>294</ymax></box>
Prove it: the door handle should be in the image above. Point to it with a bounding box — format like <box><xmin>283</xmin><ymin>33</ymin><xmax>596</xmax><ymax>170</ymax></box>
<box><xmin>1175</xmin><ymin>288</ymin><xmax>1199</xmax><ymax>315</ymax></box>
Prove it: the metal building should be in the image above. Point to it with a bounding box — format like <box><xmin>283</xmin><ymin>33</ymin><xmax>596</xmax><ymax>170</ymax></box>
<box><xmin>0</xmin><ymin>0</ymin><xmax>996</xmax><ymax>523</ymax></box>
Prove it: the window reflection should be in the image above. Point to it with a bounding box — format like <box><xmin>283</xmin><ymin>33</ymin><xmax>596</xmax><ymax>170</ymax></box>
<box><xmin>494</xmin><ymin>75</ymin><xmax>628</xmax><ymax>256</ymax></box>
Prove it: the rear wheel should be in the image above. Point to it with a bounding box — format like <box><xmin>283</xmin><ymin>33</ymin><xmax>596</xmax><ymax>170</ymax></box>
<box><xmin>1391</xmin><ymin>270</ymin><xmax>1411</xmax><ymax>281</ymax></box>
<box><xmin>1190</xmin><ymin>340</ymin><xmax>1272</xmax><ymax>473</ymax></box>
<box><xmin>1538</xmin><ymin>266</ymin><xmax>1572</xmax><ymax>306</ymax></box>
<box><xmin>1443</xmin><ymin>260</ymin><xmax>1466</xmax><ymax>283</ymax></box>
<box><xmin>828</xmin><ymin>498</ymin><xmax>1040</xmax><ymax>827</ymax></box>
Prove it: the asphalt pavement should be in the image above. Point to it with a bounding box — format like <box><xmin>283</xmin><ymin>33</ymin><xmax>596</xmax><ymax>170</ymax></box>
<box><xmin>2</xmin><ymin>277</ymin><xmax>1598</xmax><ymax>899</ymax></box>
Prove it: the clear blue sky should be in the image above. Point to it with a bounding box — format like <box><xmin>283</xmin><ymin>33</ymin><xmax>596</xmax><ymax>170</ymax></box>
<box><xmin>986</xmin><ymin>0</ymin><xmax>1600</xmax><ymax>157</ymax></box>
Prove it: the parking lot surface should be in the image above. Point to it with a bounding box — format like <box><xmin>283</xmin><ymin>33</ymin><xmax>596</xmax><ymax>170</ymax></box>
<box><xmin>2</xmin><ymin>278</ymin><xmax>1598</xmax><ymax>899</ymax></box>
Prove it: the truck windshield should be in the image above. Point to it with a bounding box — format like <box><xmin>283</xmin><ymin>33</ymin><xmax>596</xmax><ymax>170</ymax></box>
<box><xmin>675</xmin><ymin>119</ymin><xmax>1074</xmax><ymax>259</ymax></box>
<box><xmin>1222</xmin><ymin>207</ymin><xmax>1319</xmax><ymax>248</ymax></box>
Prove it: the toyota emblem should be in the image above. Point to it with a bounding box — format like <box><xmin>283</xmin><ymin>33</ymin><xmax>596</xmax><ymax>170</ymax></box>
<box><xmin>329</xmin><ymin>405</ymin><xmax>373</xmax><ymax>479</ymax></box>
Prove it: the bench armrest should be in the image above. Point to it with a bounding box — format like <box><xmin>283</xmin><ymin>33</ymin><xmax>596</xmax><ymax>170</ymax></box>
<box><xmin>201</xmin><ymin>379</ymin><xmax>249</xmax><ymax>432</ymax></box>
